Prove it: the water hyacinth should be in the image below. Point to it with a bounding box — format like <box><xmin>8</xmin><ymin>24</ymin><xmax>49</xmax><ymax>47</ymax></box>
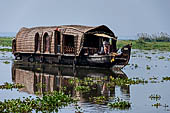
<box><xmin>89</xmin><ymin>96</ymin><xmax>108</xmax><ymax>104</ymax></box>
<box><xmin>162</xmin><ymin>77</ymin><xmax>170</xmax><ymax>81</ymax></box>
<box><xmin>75</xmin><ymin>85</ymin><xmax>90</xmax><ymax>92</ymax></box>
<box><xmin>109</xmin><ymin>77</ymin><xmax>148</xmax><ymax>86</ymax></box>
<box><xmin>3</xmin><ymin>61</ymin><xmax>10</xmax><ymax>64</ymax></box>
<box><xmin>108</xmin><ymin>97</ymin><xmax>131</xmax><ymax>110</ymax></box>
<box><xmin>149</xmin><ymin>94</ymin><xmax>161</xmax><ymax>101</ymax></box>
<box><xmin>0</xmin><ymin>82</ymin><xmax>24</xmax><ymax>90</ymax></box>
<box><xmin>0</xmin><ymin>91</ymin><xmax>76</xmax><ymax>113</ymax></box>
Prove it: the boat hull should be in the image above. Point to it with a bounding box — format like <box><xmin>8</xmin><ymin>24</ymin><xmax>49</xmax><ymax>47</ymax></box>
<box><xmin>14</xmin><ymin>44</ymin><xmax>131</xmax><ymax>69</ymax></box>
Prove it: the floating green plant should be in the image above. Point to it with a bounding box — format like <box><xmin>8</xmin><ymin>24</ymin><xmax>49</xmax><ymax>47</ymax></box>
<box><xmin>150</xmin><ymin>80</ymin><xmax>159</xmax><ymax>83</ymax></box>
<box><xmin>149</xmin><ymin>94</ymin><xmax>161</xmax><ymax>101</ymax></box>
<box><xmin>0</xmin><ymin>91</ymin><xmax>75</xmax><ymax>113</ymax></box>
<box><xmin>75</xmin><ymin>103</ymin><xmax>83</xmax><ymax>113</ymax></box>
<box><xmin>132</xmin><ymin>55</ymin><xmax>137</xmax><ymax>57</ymax></box>
<box><xmin>152</xmin><ymin>103</ymin><xmax>161</xmax><ymax>108</ymax></box>
<box><xmin>134</xmin><ymin>64</ymin><xmax>138</xmax><ymax>68</ymax></box>
<box><xmin>163</xmin><ymin>104</ymin><xmax>169</xmax><ymax>108</ymax></box>
<box><xmin>149</xmin><ymin>76</ymin><xmax>158</xmax><ymax>80</ymax></box>
<box><xmin>162</xmin><ymin>77</ymin><xmax>170</xmax><ymax>81</ymax></box>
<box><xmin>158</xmin><ymin>56</ymin><xmax>165</xmax><ymax>60</ymax></box>
<box><xmin>149</xmin><ymin>77</ymin><xmax>159</xmax><ymax>83</ymax></box>
<box><xmin>75</xmin><ymin>85</ymin><xmax>90</xmax><ymax>92</ymax></box>
<box><xmin>146</xmin><ymin>65</ymin><xmax>151</xmax><ymax>70</ymax></box>
<box><xmin>89</xmin><ymin>96</ymin><xmax>108</xmax><ymax>104</ymax></box>
<box><xmin>108</xmin><ymin>97</ymin><xmax>131</xmax><ymax>110</ymax></box>
<box><xmin>3</xmin><ymin>61</ymin><xmax>10</xmax><ymax>64</ymax></box>
<box><xmin>0</xmin><ymin>48</ymin><xmax>12</xmax><ymax>52</ymax></box>
<box><xmin>109</xmin><ymin>77</ymin><xmax>148</xmax><ymax>86</ymax></box>
<box><xmin>0</xmin><ymin>82</ymin><xmax>24</xmax><ymax>89</ymax></box>
<box><xmin>145</xmin><ymin>56</ymin><xmax>152</xmax><ymax>60</ymax></box>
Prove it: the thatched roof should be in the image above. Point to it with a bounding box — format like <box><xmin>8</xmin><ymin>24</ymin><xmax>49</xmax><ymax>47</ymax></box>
<box><xmin>15</xmin><ymin>25</ymin><xmax>116</xmax><ymax>56</ymax></box>
<box><xmin>17</xmin><ymin>25</ymin><xmax>115</xmax><ymax>37</ymax></box>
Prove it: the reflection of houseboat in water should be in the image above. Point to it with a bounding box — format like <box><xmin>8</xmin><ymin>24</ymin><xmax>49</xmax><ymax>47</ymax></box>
<box><xmin>12</xmin><ymin>25</ymin><xmax>131</xmax><ymax>69</ymax></box>
<box><xmin>12</xmin><ymin>62</ymin><xmax>130</xmax><ymax>102</ymax></box>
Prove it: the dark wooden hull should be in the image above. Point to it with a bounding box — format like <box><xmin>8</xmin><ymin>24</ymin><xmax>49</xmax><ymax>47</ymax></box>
<box><xmin>14</xmin><ymin>44</ymin><xmax>131</xmax><ymax>69</ymax></box>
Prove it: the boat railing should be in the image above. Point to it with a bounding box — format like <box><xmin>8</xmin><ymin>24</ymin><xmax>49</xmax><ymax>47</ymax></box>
<box><xmin>83</xmin><ymin>47</ymin><xmax>98</xmax><ymax>55</ymax></box>
<box><xmin>64</xmin><ymin>46</ymin><xmax>75</xmax><ymax>54</ymax></box>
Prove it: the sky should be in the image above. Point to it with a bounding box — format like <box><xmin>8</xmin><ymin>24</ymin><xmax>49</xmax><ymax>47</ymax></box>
<box><xmin>0</xmin><ymin>0</ymin><xmax>170</xmax><ymax>37</ymax></box>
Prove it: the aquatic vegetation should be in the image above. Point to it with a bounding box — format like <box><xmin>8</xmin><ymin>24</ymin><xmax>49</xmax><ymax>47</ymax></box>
<box><xmin>109</xmin><ymin>77</ymin><xmax>148</xmax><ymax>86</ymax></box>
<box><xmin>1</xmin><ymin>52</ymin><xmax>5</xmax><ymax>55</ymax></box>
<box><xmin>146</xmin><ymin>65</ymin><xmax>151</xmax><ymax>70</ymax></box>
<box><xmin>75</xmin><ymin>85</ymin><xmax>90</xmax><ymax>92</ymax></box>
<box><xmin>158</xmin><ymin>56</ymin><xmax>165</xmax><ymax>60</ymax></box>
<box><xmin>134</xmin><ymin>64</ymin><xmax>138</xmax><ymax>68</ymax></box>
<box><xmin>0</xmin><ymin>82</ymin><xmax>24</xmax><ymax>89</ymax></box>
<box><xmin>149</xmin><ymin>76</ymin><xmax>158</xmax><ymax>80</ymax></box>
<box><xmin>0</xmin><ymin>91</ymin><xmax>75</xmax><ymax>113</ymax></box>
<box><xmin>3</xmin><ymin>61</ymin><xmax>10</xmax><ymax>64</ymax></box>
<box><xmin>89</xmin><ymin>96</ymin><xmax>108</xmax><ymax>104</ymax></box>
<box><xmin>144</xmin><ymin>52</ymin><xmax>148</xmax><ymax>54</ymax></box>
<box><xmin>150</xmin><ymin>80</ymin><xmax>159</xmax><ymax>83</ymax></box>
<box><xmin>149</xmin><ymin>94</ymin><xmax>161</xmax><ymax>101</ymax></box>
<box><xmin>131</xmin><ymin>51</ymin><xmax>137</xmax><ymax>55</ymax></box>
<box><xmin>152</xmin><ymin>103</ymin><xmax>161</xmax><ymax>108</ymax></box>
<box><xmin>132</xmin><ymin>55</ymin><xmax>137</xmax><ymax>57</ymax></box>
<box><xmin>149</xmin><ymin>77</ymin><xmax>159</xmax><ymax>83</ymax></box>
<box><xmin>0</xmin><ymin>48</ymin><xmax>12</xmax><ymax>52</ymax></box>
<box><xmin>35</xmin><ymin>91</ymin><xmax>43</xmax><ymax>96</ymax></box>
<box><xmin>145</xmin><ymin>56</ymin><xmax>152</xmax><ymax>60</ymax></box>
<box><xmin>108</xmin><ymin>97</ymin><xmax>131</xmax><ymax>110</ymax></box>
<box><xmin>162</xmin><ymin>77</ymin><xmax>170</xmax><ymax>81</ymax></box>
<box><xmin>163</xmin><ymin>104</ymin><xmax>169</xmax><ymax>108</ymax></box>
<box><xmin>75</xmin><ymin>103</ymin><xmax>83</xmax><ymax>113</ymax></box>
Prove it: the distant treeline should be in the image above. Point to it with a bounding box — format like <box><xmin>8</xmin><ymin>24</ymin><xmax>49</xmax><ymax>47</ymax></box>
<box><xmin>137</xmin><ymin>32</ymin><xmax>170</xmax><ymax>42</ymax></box>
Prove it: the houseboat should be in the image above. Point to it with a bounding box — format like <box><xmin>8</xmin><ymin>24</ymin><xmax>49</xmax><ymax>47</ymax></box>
<box><xmin>12</xmin><ymin>25</ymin><xmax>131</xmax><ymax>69</ymax></box>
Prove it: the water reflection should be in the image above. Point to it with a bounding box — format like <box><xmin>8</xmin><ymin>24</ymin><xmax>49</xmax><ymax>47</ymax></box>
<box><xmin>12</xmin><ymin>62</ymin><xmax>130</xmax><ymax>103</ymax></box>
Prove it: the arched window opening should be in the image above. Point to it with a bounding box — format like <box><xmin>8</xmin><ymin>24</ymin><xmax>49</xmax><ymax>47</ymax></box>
<box><xmin>35</xmin><ymin>33</ymin><xmax>41</xmax><ymax>52</ymax></box>
<box><xmin>43</xmin><ymin>32</ymin><xmax>50</xmax><ymax>53</ymax></box>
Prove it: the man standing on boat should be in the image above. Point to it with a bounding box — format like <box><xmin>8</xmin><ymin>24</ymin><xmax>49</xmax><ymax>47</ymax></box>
<box><xmin>103</xmin><ymin>40</ymin><xmax>110</xmax><ymax>54</ymax></box>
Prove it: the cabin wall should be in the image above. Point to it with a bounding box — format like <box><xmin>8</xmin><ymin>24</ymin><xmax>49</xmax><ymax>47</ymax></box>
<box><xmin>15</xmin><ymin>28</ymin><xmax>56</xmax><ymax>54</ymax></box>
<box><xmin>16</xmin><ymin>28</ymin><xmax>29</xmax><ymax>52</ymax></box>
<box><xmin>63</xmin><ymin>28</ymin><xmax>83</xmax><ymax>55</ymax></box>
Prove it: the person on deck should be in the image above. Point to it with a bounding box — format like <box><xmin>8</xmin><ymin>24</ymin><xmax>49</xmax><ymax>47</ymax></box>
<box><xmin>103</xmin><ymin>40</ymin><xmax>110</xmax><ymax>54</ymax></box>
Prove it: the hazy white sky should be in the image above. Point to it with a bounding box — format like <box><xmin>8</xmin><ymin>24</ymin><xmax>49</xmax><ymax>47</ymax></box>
<box><xmin>0</xmin><ymin>0</ymin><xmax>170</xmax><ymax>36</ymax></box>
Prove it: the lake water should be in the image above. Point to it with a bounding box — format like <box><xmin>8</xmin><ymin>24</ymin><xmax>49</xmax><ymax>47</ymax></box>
<box><xmin>0</xmin><ymin>49</ymin><xmax>170</xmax><ymax>113</ymax></box>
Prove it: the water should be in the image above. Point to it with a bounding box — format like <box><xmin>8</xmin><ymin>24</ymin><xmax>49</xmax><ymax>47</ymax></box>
<box><xmin>0</xmin><ymin>50</ymin><xmax>170</xmax><ymax>113</ymax></box>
